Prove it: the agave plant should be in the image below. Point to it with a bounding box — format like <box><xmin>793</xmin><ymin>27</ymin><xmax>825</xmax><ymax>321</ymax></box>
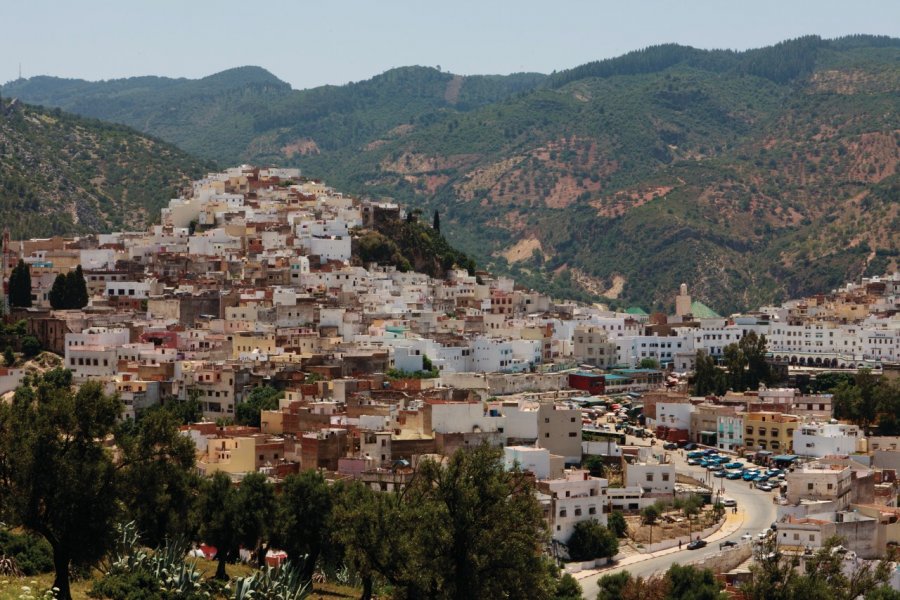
<box><xmin>233</xmin><ymin>561</ymin><xmax>310</xmax><ymax>600</ymax></box>
<box><xmin>0</xmin><ymin>554</ymin><xmax>24</xmax><ymax>577</ymax></box>
<box><xmin>99</xmin><ymin>521</ymin><xmax>208</xmax><ymax>598</ymax></box>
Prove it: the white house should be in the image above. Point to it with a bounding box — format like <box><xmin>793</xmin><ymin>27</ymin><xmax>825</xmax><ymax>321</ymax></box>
<box><xmin>793</xmin><ymin>422</ymin><xmax>862</xmax><ymax>458</ymax></box>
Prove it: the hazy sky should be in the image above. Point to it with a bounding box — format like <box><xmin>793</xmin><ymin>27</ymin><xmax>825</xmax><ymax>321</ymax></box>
<box><xmin>3</xmin><ymin>0</ymin><xmax>899</xmax><ymax>89</ymax></box>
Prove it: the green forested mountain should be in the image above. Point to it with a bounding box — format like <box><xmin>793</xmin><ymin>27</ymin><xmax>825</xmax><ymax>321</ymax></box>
<box><xmin>4</xmin><ymin>35</ymin><xmax>900</xmax><ymax>312</ymax></box>
<box><xmin>0</xmin><ymin>99</ymin><xmax>213</xmax><ymax>239</ymax></box>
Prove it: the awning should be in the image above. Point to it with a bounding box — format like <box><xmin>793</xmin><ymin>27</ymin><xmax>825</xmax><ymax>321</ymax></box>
<box><xmin>700</xmin><ymin>431</ymin><xmax>717</xmax><ymax>436</ymax></box>
<box><xmin>772</xmin><ymin>455</ymin><xmax>799</xmax><ymax>462</ymax></box>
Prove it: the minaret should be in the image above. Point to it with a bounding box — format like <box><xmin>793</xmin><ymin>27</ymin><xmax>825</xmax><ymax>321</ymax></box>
<box><xmin>675</xmin><ymin>282</ymin><xmax>692</xmax><ymax>317</ymax></box>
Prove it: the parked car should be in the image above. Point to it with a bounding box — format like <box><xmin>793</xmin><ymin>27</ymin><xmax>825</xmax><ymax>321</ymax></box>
<box><xmin>687</xmin><ymin>451</ymin><xmax>705</xmax><ymax>459</ymax></box>
<box><xmin>683</xmin><ymin>443</ymin><xmax>698</xmax><ymax>450</ymax></box>
<box><xmin>720</xmin><ymin>540</ymin><xmax>738</xmax><ymax>549</ymax></box>
<box><xmin>687</xmin><ymin>539</ymin><xmax>708</xmax><ymax>550</ymax></box>
<box><xmin>742</xmin><ymin>471</ymin><xmax>758</xmax><ymax>481</ymax></box>
<box><xmin>687</xmin><ymin>458</ymin><xmax>700</xmax><ymax>466</ymax></box>
<box><xmin>725</xmin><ymin>462</ymin><xmax>743</xmax><ymax>469</ymax></box>
<box><xmin>726</xmin><ymin>471</ymin><xmax>743</xmax><ymax>480</ymax></box>
<box><xmin>722</xmin><ymin>498</ymin><xmax>738</xmax><ymax>507</ymax></box>
<box><xmin>663</xmin><ymin>442</ymin><xmax>678</xmax><ymax>450</ymax></box>
<box><xmin>740</xmin><ymin>532</ymin><xmax>753</xmax><ymax>541</ymax></box>
<box><xmin>757</xmin><ymin>483</ymin><xmax>773</xmax><ymax>491</ymax></box>
<box><xmin>706</xmin><ymin>464</ymin><xmax>723</xmax><ymax>471</ymax></box>
<box><xmin>713</xmin><ymin>470</ymin><xmax>726</xmax><ymax>477</ymax></box>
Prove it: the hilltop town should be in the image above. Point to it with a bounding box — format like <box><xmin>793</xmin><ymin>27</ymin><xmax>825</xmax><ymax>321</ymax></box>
<box><xmin>2</xmin><ymin>164</ymin><xmax>900</xmax><ymax>596</ymax></box>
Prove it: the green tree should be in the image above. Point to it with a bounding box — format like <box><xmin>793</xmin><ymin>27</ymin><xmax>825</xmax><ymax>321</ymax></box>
<box><xmin>274</xmin><ymin>470</ymin><xmax>332</xmax><ymax>582</ymax></box>
<box><xmin>8</xmin><ymin>259</ymin><xmax>32</xmax><ymax>307</ymax></box>
<box><xmin>675</xmin><ymin>494</ymin><xmax>703</xmax><ymax>538</ymax></box>
<box><xmin>2</xmin><ymin>346</ymin><xmax>14</xmax><ymax>367</ymax></box>
<box><xmin>875</xmin><ymin>379</ymin><xmax>900</xmax><ymax>435</ymax></box>
<box><xmin>667</xmin><ymin>563</ymin><xmax>727</xmax><ymax>600</ymax></box>
<box><xmin>607</xmin><ymin>510</ymin><xmax>628</xmax><ymax>538</ymax></box>
<box><xmin>330</xmin><ymin>481</ymin><xmax>405</xmax><ymax>600</ymax></box>
<box><xmin>48</xmin><ymin>273</ymin><xmax>68</xmax><ymax>309</ymax></box>
<box><xmin>692</xmin><ymin>351</ymin><xmax>726</xmax><ymax>396</ymax></box>
<box><xmin>197</xmin><ymin>472</ymin><xmax>240</xmax><ymax>580</ymax></box>
<box><xmin>639</xmin><ymin>357</ymin><xmax>660</xmax><ymax>369</ymax></box>
<box><xmin>115</xmin><ymin>409</ymin><xmax>200</xmax><ymax>547</ymax></box>
<box><xmin>433</xmin><ymin>209</ymin><xmax>440</xmax><ymax>232</ymax></box>
<box><xmin>740</xmin><ymin>332</ymin><xmax>772</xmax><ymax>390</ymax></box>
<box><xmin>566</xmin><ymin>520</ymin><xmax>619</xmax><ymax>561</ymax></box>
<box><xmin>331</xmin><ymin>444</ymin><xmax>556</xmax><ymax>600</ymax></box>
<box><xmin>69</xmin><ymin>265</ymin><xmax>89</xmax><ymax>309</ymax></box>
<box><xmin>21</xmin><ymin>335</ymin><xmax>40</xmax><ymax>358</ymax></box>
<box><xmin>595</xmin><ymin>571</ymin><xmax>632</xmax><ymax>600</ymax></box>
<box><xmin>583</xmin><ymin>455</ymin><xmax>606</xmax><ymax>478</ymax></box>
<box><xmin>0</xmin><ymin>371</ymin><xmax>122</xmax><ymax>600</ymax></box>
<box><xmin>235</xmin><ymin>385</ymin><xmax>283</xmax><ymax>427</ymax></box>
<box><xmin>555</xmin><ymin>572</ymin><xmax>582</xmax><ymax>600</ymax></box>
<box><xmin>235</xmin><ymin>472</ymin><xmax>276</xmax><ymax>570</ymax></box>
<box><xmin>641</xmin><ymin>504</ymin><xmax>661</xmax><ymax>525</ymax></box>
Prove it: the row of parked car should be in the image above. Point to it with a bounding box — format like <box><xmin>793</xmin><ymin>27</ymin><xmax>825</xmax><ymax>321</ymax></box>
<box><xmin>684</xmin><ymin>449</ymin><xmax>786</xmax><ymax>492</ymax></box>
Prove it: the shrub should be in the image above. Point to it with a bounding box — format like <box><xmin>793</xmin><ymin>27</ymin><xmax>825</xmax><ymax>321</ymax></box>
<box><xmin>0</xmin><ymin>529</ymin><xmax>54</xmax><ymax>576</ymax></box>
<box><xmin>566</xmin><ymin>520</ymin><xmax>618</xmax><ymax>562</ymax></box>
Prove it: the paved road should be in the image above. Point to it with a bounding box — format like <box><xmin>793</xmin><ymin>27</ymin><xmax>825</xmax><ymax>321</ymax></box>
<box><xmin>579</xmin><ymin>449</ymin><xmax>776</xmax><ymax>599</ymax></box>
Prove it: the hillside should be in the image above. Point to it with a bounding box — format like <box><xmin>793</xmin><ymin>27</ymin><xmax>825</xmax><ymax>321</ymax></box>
<box><xmin>0</xmin><ymin>98</ymin><xmax>213</xmax><ymax>239</ymax></box>
<box><xmin>5</xmin><ymin>36</ymin><xmax>900</xmax><ymax>312</ymax></box>
<box><xmin>3</xmin><ymin>66</ymin><xmax>546</xmax><ymax>165</ymax></box>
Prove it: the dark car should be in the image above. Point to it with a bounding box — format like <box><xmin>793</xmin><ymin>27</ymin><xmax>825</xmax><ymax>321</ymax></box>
<box><xmin>687</xmin><ymin>539</ymin><xmax>707</xmax><ymax>550</ymax></box>
<box><xmin>719</xmin><ymin>540</ymin><xmax>738</xmax><ymax>549</ymax></box>
<box><xmin>683</xmin><ymin>443</ymin><xmax>697</xmax><ymax>450</ymax></box>
<box><xmin>663</xmin><ymin>442</ymin><xmax>678</xmax><ymax>450</ymax></box>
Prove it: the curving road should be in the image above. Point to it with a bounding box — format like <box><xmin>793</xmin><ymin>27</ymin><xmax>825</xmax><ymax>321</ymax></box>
<box><xmin>579</xmin><ymin>449</ymin><xmax>776</xmax><ymax>599</ymax></box>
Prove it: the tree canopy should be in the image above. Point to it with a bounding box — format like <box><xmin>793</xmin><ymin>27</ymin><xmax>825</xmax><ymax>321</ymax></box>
<box><xmin>235</xmin><ymin>385</ymin><xmax>283</xmax><ymax>427</ymax></box>
<box><xmin>0</xmin><ymin>369</ymin><xmax>202</xmax><ymax>599</ymax></box>
<box><xmin>0</xmin><ymin>370</ymin><xmax>120</xmax><ymax>600</ymax></box>
<box><xmin>8</xmin><ymin>259</ymin><xmax>32</xmax><ymax>307</ymax></box>
<box><xmin>48</xmin><ymin>265</ymin><xmax>89</xmax><ymax>310</ymax></box>
<box><xmin>566</xmin><ymin>519</ymin><xmax>618</xmax><ymax>561</ymax></box>
<box><xmin>331</xmin><ymin>444</ymin><xmax>556</xmax><ymax>600</ymax></box>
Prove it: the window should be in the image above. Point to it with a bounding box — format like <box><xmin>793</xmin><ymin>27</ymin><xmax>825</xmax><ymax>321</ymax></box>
<box><xmin>646</xmin><ymin>473</ymin><xmax>654</xmax><ymax>482</ymax></box>
<box><xmin>808</xmin><ymin>483</ymin><xmax>814</xmax><ymax>491</ymax></box>
<box><xmin>574</xmin><ymin>508</ymin><xmax>582</xmax><ymax>516</ymax></box>
<box><xmin>827</xmin><ymin>483</ymin><xmax>833</xmax><ymax>490</ymax></box>
<box><xmin>559</xmin><ymin>509</ymin><xmax>566</xmax><ymax>518</ymax></box>
<box><xmin>568</xmin><ymin>432</ymin><xmax>577</xmax><ymax>437</ymax></box>
<box><xmin>662</xmin><ymin>473</ymin><xmax>670</xmax><ymax>482</ymax></box>
<box><xmin>589</xmin><ymin>507</ymin><xmax>596</xmax><ymax>515</ymax></box>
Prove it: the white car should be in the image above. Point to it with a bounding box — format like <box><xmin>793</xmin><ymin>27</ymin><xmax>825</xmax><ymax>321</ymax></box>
<box><xmin>722</xmin><ymin>498</ymin><xmax>737</xmax><ymax>507</ymax></box>
<box><xmin>740</xmin><ymin>533</ymin><xmax>753</xmax><ymax>541</ymax></box>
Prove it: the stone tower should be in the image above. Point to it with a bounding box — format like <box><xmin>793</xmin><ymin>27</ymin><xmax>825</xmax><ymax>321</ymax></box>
<box><xmin>675</xmin><ymin>282</ymin><xmax>692</xmax><ymax>317</ymax></box>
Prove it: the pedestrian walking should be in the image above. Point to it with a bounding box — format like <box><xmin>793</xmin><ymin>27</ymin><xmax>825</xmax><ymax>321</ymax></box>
<box><xmin>679</xmin><ymin>540</ymin><xmax>682</xmax><ymax>550</ymax></box>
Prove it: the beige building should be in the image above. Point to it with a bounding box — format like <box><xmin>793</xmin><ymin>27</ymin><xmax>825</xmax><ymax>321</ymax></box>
<box><xmin>785</xmin><ymin>463</ymin><xmax>852</xmax><ymax>510</ymax></box>
<box><xmin>573</xmin><ymin>325</ymin><xmax>617</xmax><ymax>368</ymax></box>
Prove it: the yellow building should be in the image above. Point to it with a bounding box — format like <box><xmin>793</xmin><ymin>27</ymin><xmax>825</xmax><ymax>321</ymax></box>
<box><xmin>743</xmin><ymin>411</ymin><xmax>800</xmax><ymax>453</ymax></box>
<box><xmin>201</xmin><ymin>436</ymin><xmax>257</xmax><ymax>475</ymax></box>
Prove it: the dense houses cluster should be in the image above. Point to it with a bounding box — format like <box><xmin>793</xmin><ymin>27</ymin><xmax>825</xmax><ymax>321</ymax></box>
<box><xmin>1</xmin><ymin>165</ymin><xmax>899</xmax><ymax>553</ymax></box>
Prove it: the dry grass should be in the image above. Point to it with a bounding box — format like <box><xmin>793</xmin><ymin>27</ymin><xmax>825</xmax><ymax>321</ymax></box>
<box><xmin>0</xmin><ymin>562</ymin><xmax>360</xmax><ymax>600</ymax></box>
<box><xmin>625</xmin><ymin>507</ymin><xmax>722</xmax><ymax>545</ymax></box>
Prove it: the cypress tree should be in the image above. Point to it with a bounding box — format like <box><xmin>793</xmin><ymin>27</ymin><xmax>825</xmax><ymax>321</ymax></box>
<box><xmin>433</xmin><ymin>210</ymin><xmax>440</xmax><ymax>232</ymax></box>
<box><xmin>49</xmin><ymin>274</ymin><xmax>68</xmax><ymax>309</ymax></box>
<box><xmin>72</xmin><ymin>265</ymin><xmax>89</xmax><ymax>308</ymax></box>
<box><xmin>8</xmin><ymin>259</ymin><xmax>32</xmax><ymax>307</ymax></box>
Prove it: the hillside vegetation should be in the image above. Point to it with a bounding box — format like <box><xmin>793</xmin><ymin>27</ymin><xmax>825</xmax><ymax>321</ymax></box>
<box><xmin>5</xmin><ymin>35</ymin><xmax>900</xmax><ymax>311</ymax></box>
<box><xmin>0</xmin><ymin>98</ymin><xmax>213</xmax><ymax>239</ymax></box>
